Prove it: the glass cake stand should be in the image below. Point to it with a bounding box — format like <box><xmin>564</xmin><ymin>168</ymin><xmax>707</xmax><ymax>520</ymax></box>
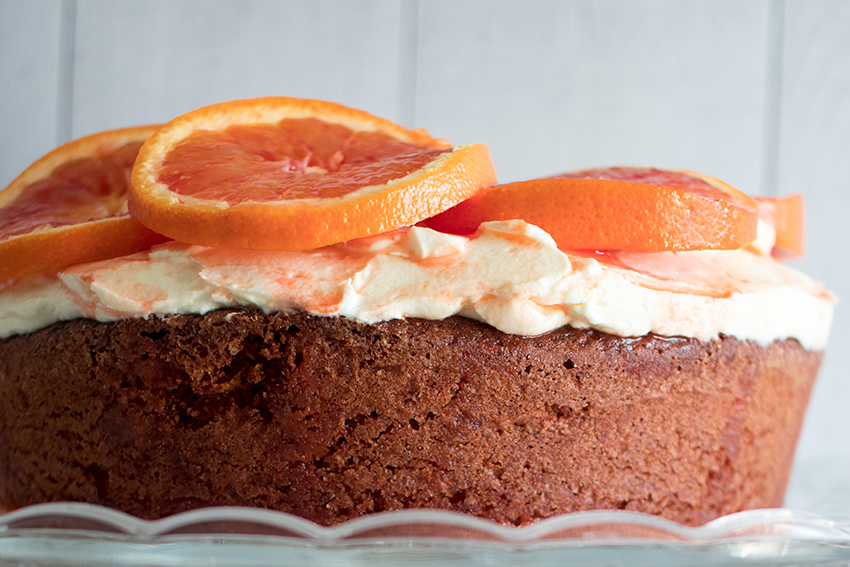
<box><xmin>1</xmin><ymin>503</ymin><xmax>849</xmax><ymax>567</ymax></box>
<box><xmin>0</xmin><ymin>456</ymin><xmax>846</xmax><ymax>566</ymax></box>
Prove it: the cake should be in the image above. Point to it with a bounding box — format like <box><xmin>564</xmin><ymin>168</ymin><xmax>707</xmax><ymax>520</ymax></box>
<box><xmin>0</xmin><ymin>97</ymin><xmax>835</xmax><ymax>527</ymax></box>
<box><xmin>0</xmin><ymin>221</ymin><xmax>833</xmax><ymax>526</ymax></box>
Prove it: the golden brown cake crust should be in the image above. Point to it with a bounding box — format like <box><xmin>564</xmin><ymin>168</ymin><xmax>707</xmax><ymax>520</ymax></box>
<box><xmin>0</xmin><ymin>310</ymin><xmax>822</xmax><ymax>526</ymax></box>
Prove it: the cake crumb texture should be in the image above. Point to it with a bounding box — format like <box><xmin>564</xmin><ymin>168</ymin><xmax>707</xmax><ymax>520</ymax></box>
<box><xmin>0</xmin><ymin>310</ymin><xmax>821</xmax><ymax>526</ymax></box>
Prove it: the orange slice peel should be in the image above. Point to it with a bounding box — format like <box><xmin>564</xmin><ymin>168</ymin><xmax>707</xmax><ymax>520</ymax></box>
<box><xmin>0</xmin><ymin>126</ymin><xmax>169</xmax><ymax>281</ymax></box>
<box><xmin>423</xmin><ymin>167</ymin><xmax>760</xmax><ymax>253</ymax></box>
<box><xmin>130</xmin><ymin>97</ymin><xmax>497</xmax><ymax>250</ymax></box>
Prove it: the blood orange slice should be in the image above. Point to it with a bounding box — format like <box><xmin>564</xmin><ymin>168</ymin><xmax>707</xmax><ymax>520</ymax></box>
<box><xmin>130</xmin><ymin>97</ymin><xmax>497</xmax><ymax>251</ymax></box>
<box><xmin>0</xmin><ymin>127</ymin><xmax>169</xmax><ymax>281</ymax></box>
<box><xmin>423</xmin><ymin>167</ymin><xmax>759</xmax><ymax>252</ymax></box>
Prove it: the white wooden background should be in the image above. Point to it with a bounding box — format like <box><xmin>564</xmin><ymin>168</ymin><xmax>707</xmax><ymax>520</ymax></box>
<box><xmin>2</xmin><ymin>0</ymin><xmax>849</xmax><ymax>515</ymax></box>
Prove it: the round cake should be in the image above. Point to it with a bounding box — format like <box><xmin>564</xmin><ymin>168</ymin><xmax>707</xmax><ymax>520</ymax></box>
<box><xmin>0</xmin><ymin>97</ymin><xmax>835</xmax><ymax>528</ymax></box>
<box><xmin>0</xmin><ymin>220</ymin><xmax>833</xmax><ymax>526</ymax></box>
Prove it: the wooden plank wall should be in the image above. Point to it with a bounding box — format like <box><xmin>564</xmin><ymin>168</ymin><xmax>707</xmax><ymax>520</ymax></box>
<box><xmin>1</xmin><ymin>1</ymin><xmax>849</xmax><ymax>470</ymax></box>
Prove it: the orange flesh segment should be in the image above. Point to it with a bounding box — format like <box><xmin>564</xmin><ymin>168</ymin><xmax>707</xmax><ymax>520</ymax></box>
<box><xmin>424</xmin><ymin>167</ymin><xmax>758</xmax><ymax>252</ymax></box>
<box><xmin>159</xmin><ymin>118</ymin><xmax>450</xmax><ymax>203</ymax></box>
<box><xmin>0</xmin><ymin>142</ymin><xmax>142</xmax><ymax>240</ymax></box>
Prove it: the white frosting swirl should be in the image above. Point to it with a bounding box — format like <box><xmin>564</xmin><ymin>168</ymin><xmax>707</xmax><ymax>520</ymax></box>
<box><xmin>0</xmin><ymin>221</ymin><xmax>834</xmax><ymax>349</ymax></box>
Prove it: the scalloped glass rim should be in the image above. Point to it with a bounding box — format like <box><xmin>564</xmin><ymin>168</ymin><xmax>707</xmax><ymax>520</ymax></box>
<box><xmin>3</xmin><ymin>505</ymin><xmax>850</xmax><ymax>566</ymax></box>
<box><xmin>1</xmin><ymin>503</ymin><xmax>850</xmax><ymax>543</ymax></box>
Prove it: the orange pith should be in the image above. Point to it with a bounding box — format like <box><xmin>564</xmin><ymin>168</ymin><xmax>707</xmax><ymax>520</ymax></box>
<box><xmin>130</xmin><ymin>97</ymin><xmax>497</xmax><ymax>251</ymax></box>
<box><xmin>422</xmin><ymin>167</ymin><xmax>759</xmax><ymax>252</ymax></box>
<box><xmin>0</xmin><ymin>127</ymin><xmax>169</xmax><ymax>281</ymax></box>
<box><xmin>754</xmin><ymin>194</ymin><xmax>804</xmax><ymax>258</ymax></box>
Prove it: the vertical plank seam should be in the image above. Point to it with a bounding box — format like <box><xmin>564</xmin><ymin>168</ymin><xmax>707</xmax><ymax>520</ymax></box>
<box><xmin>760</xmin><ymin>0</ymin><xmax>785</xmax><ymax>197</ymax></box>
<box><xmin>397</xmin><ymin>0</ymin><xmax>419</xmax><ymax>128</ymax></box>
<box><xmin>57</xmin><ymin>0</ymin><xmax>77</xmax><ymax>144</ymax></box>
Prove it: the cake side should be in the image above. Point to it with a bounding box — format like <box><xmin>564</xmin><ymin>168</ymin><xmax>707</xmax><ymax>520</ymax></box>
<box><xmin>0</xmin><ymin>310</ymin><xmax>821</xmax><ymax>526</ymax></box>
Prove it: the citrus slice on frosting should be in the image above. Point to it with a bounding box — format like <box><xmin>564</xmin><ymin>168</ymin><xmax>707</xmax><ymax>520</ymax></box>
<box><xmin>423</xmin><ymin>167</ymin><xmax>759</xmax><ymax>252</ymax></box>
<box><xmin>129</xmin><ymin>97</ymin><xmax>497</xmax><ymax>251</ymax></box>
<box><xmin>0</xmin><ymin>126</ymin><xmax>169</xmax><ymax>281</ymax></box>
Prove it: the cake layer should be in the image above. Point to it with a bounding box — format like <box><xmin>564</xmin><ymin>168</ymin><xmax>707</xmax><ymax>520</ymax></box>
<box><xmin>0</xmin><ymin>310</ymin><xmax>821</xmax><ymax>526</ymax></box>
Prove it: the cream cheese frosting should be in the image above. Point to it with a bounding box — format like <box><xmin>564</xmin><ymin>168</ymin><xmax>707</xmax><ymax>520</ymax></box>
<box><xmin>0</xmin><ymin>220</ymin><xmax>835</xmax><ymax>349</ymax></box>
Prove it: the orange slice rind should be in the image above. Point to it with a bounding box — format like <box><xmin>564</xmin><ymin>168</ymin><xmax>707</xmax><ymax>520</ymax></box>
<box><xmin>0</xmin><ymin>126</ymin><xmax>169</xmax><ymax>281</ymax></box>
<box><xmin>130</xmin><ymin>97</ymin><xmax>497</xmax><ymax>250</ymax></box>
<box><xmin>423</xmin><ymin>166</ymin><xmax>759</xmax><ymax>252</ymax></box>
